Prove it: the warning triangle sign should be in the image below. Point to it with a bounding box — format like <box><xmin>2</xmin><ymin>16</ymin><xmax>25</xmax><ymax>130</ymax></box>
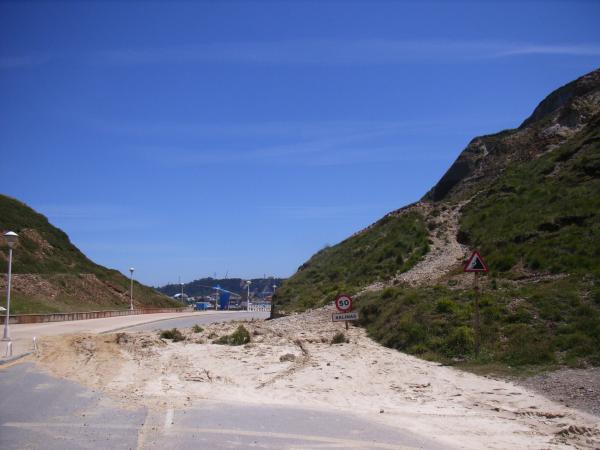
<box><xmin>464</xmin><ymin>251</ymin><xmax>488</xmax><ymax>273</ymax></box>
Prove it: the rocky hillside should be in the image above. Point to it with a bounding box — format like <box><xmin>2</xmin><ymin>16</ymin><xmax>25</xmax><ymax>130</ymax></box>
<box><xmin>0</xmin><ymin>195</ymin><xmax>178</xmax><ymax>313</ymax></box>
<box><xmin>275</xmin><ymin>68</ymin><xmax>600</xmax><ymax>369</ymax></box>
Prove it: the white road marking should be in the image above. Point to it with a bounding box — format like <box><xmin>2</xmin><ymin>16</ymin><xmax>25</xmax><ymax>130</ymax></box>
<box><xmin>2</xmin><ymin>422</ymin><xmax>417</xmax><ymax>449</ymax></box>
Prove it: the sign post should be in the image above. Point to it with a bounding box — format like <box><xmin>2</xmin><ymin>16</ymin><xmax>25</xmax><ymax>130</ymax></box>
<box><xmin>334</xmin><ymin>295</ymin><xmax>356</xmax><ymax>330</ymax></box>
<box><xmin>464</xmin><ymin>251</ymin><xmax>488</xmax><ymax>357</ymax></box>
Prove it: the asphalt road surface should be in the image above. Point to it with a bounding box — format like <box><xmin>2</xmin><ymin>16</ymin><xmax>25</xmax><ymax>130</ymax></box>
<box><xmin>0</xmin><ymin>362</ymin><xmax>445</xmax><ymax>449</ymax></box>
<box><xmin>119</xmin><ymin>311</ymin><xmax>269</xmax><ymax>332</ymax></box>
<box><xmin>2</xmin><ymin>310</ymin><xmax>267</xmax><ymax>360</ymax></box>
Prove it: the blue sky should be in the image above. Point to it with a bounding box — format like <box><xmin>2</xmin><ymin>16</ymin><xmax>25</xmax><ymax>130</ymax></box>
<box><xmin>1</xmin><ymin>1</ymin><xmax>599</xmax><ymax>286</ymax></box>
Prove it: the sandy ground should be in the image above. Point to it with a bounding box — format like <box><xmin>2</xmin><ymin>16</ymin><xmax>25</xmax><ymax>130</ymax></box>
<box><xmin>32</xmin><ymin>306</ymin><xmax>600</xmax><ymax>450</ymax></box>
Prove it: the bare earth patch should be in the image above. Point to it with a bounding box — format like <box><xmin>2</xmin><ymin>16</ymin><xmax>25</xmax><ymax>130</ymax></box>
<box><xmin>34</xmin><ymin>306</ymin><xmax>599</xmax><ymax>450</ymax></box>
<box><xmin>360</xmin><ymin>201</ymin><xmax>470</xmax><ymax>294</ymax></box>
<box><xmin>521</xmin><ymin>368</ymin><xmax>600</xmax><ymax>417</ymax></box>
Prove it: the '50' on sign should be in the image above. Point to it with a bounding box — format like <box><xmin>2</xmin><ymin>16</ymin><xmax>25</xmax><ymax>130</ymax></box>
<box><xmin>335</xmin><ymin>295</ymin><xmax>353</xmax><ymax>313</ymax></box>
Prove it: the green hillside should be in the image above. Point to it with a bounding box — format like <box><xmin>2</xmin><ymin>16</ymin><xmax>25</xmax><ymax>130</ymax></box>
<box><xmin>459</xmin><ymin>114</ymin><xmax>600</xmax><ymax>276</ymax></box>
<box><xmin>275</xmin><ymin>68</ymin><xmax>600</xmax><ymax>370</ymax></box>
<box><xmin>275</xmin><ymin>209</ymin><xmax>429</xmax><ymax>310</ymax></box>
<box><xmin>0</xmin><ymin>195</ymin><xmax>178</xmax><ymax>313</ymax></box>
<box><xmin>357</xmin><ymin>114</ymin><xmax>600</xmax><ymax>368</ymax></box>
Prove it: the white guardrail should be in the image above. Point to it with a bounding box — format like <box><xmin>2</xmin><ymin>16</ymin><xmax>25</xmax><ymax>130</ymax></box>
<box><xmin>248</xmin><ymin>305</ymin><xmax>270</xmax><ymax>312</ymax></box>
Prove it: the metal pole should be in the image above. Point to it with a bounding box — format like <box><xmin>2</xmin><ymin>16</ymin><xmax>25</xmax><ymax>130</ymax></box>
<box><xmin>247</xmin><ymin>282</ymin><xmax>250</xmax><ymax>312</ymax></box>
<box><xmin>129</xmin><ymin>269</ymin><xmax>134</xmax><ymax>311</ymax></box>
<box><xmin>269</xmin><ymin>284</ymin><xmax>277</xmax><ymax>319</ymax></box>
<box><xmin>2</xmin><ymin>247</ymin><xmax>13</xmax><ymax>341</ymax></box>
<box><xmin>473</xmin><ymin>272</ymin><xmax>481</xmax><ymax>357</ymax></box>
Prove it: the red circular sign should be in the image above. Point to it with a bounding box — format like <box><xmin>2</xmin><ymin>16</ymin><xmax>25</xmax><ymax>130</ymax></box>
<box><xmin>335</xmin><ymin>295</ymin><xmax>353</xmax><ymax>313</ymax></box>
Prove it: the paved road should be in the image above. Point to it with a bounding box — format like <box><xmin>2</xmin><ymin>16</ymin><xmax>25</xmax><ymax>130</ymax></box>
<box><xmin>1</xmin><ymin>311</ymin><xmax>266</xmax><ymax>361</ymax></box>
<box><xmin>120</xmin><ymin>311</ymin><xmax>269</xmax><ymax>332</ymax></box>
<box><xmin>0</xmin><ymin>362</ymin><xmax>444</xmax><ymax>449</ymax></box>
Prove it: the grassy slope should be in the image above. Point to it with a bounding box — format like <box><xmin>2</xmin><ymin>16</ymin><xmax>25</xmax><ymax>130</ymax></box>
<box><xmin>357</xmin><ymin>277</ymin><xmax>600</xmax><ymax>371</ymax></box>
<box><xmin>459</xmin><ymin>115</ymin><xmax>600</xmax><ymax>276</ymax></box>
<box><xmin>0</xmin><ymin>196</ymin><xmax>101</xmax><ymax>275</ymax></box>
<box><xmin>356</xmin><ymin>115</ymin><xmax>600</xmax><ymax>370</ymax></box>
<box><xmin>0</xmin><ymin>195</ymin><xmax>178</xmax><ymax>312</ymax></box>
<box><xmin>276</xmin><ymin>76</ymin><xmax>600</xmax><ymax>370</ymax></box>
<box><xmin>276</xmin><ymin>209</ymin><xmax>429</xmax><ymax>310</ymax></box>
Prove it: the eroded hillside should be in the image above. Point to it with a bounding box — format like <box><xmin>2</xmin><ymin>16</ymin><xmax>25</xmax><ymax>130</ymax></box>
<box><xmin>275</xmin><ymin>68</ymin><xmax>600</xmax><ymax>369</ymax></box>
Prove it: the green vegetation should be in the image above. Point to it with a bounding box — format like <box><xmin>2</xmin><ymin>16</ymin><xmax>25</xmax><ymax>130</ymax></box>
<box><xmin>330</xmin><ymin>331</ymin><xmax>349</xmax><ymax>344</ymax></box>
<box><xmin>0</xmin><ymin>195</ymin><xmax>102</xmax><ymax>275</ymax></box>
<box><xmin>356</xmin><ymin>276</ymin><xmax>600</xmax><ymax>369</ymax></box>
<box><xmin>273</xmin><ymin>72</ymin><xmax>600</xmax><ymax>371</ymax></box>
<box><xmin>276</xmin><ymin>210</ymin><xmax>429</xmax><ymax>310</ymax></box>
<box><xmin>192</xmin><ymin>324</ymin><xmax>204</xmax><ymax>333</ymax></box>
<box><xmin>160</xmin><ymin>328</ymin><xmax>186</xmax><ymax>342</ymax></box>
<box><xmin>214</xmin><ymin>325</ymin><xmax>251</xmax><ymax>346</ymax></box>
<box><xmin>459</xmin><ymin>115</ymin><xmax>600</xmax><ymax>277</ymax></box>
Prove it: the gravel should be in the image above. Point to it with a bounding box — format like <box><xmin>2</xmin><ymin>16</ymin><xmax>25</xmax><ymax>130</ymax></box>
<box><xmin>520</xmin><ymin>367</ymin><xmax>600</xmax><ymax>417</ymax></box>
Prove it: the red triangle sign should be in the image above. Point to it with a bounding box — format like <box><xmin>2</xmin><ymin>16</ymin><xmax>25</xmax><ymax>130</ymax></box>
<box><xmin>464</xmin><ymin>251</ymin><xmax>489</xmax><ymax>273</ymax></box>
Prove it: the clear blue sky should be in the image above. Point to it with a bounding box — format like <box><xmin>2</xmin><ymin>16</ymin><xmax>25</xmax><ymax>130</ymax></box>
<box><xmin>1</xmin><ymin>1</ymin><xmax>599</xmax><ymax>286</ymax></box>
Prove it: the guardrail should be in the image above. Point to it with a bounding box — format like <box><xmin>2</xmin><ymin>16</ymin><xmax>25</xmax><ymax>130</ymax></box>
<box><xmin>0</xmin><ymin>307</ymin><xmax>190</xmax><ymax>325</ymax></box>
<box><xmin>249</xmin><ymin>305</ymin><xmax>270</xmax><ymax>312</ymax></box>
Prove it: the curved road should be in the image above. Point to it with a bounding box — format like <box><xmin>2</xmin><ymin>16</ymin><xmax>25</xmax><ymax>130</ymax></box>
<box><xmin>2</xmin><ymin>310</ymin><xmax>267</xmax><ymax>360</ymax></box>
<box><xmin>119</xmin><ymin>311</ymin><xmax>269</xmax><ymax>332</ymax></box>
<box><xmin>0</xmin><ymin>311</ymin><xmax>448</xmax><ymax>449</ymax></box>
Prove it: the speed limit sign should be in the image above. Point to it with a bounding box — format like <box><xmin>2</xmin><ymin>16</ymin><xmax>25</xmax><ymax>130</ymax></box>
<box><xmin>335</xmin><ymin>295</ymin><xmax>353</xmax><ymax>313</ymax></box>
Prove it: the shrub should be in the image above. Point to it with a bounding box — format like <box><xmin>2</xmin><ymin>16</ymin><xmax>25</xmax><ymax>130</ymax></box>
<box><xmin>435</xmin><ymin>298</ymin><xmax>456</xmax><ymax>314</ymax></box>
<box><xmin>331</xmin><ymin>332</ymin><xmax>348</xmax><ymax>344</ymax></box>
<box><xmin>381</xmin><ymin>287</ymin><xmax>396</xmax><ymax>299</ymax></box>
<box><xmin>444</xmin><ymin>326</ymin><xmax>474</xmax><ymax>357</ymax></box>
<box><xmin>115</xmin><ymin>332</ymin><xmax>129</xmax><ymax>344</ymax></box>
<box><xmin>214</xmin><ymin>325</ymin><xmax>251</xmax><ymax>346</ymax></box>
<box><xmin>160</xmin><ymin>328</ymin><xmax>185</xmax><ymax>342</ymax></box>
<box><xmin>192</xmin><ymin>324</ymin><xmax>203</xmax><ymax>333</ymax></box>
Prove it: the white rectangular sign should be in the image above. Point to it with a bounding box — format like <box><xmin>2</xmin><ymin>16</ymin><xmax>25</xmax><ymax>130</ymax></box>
<box><xmin>332</xmin><ymin>312</ymin><xmax>359</xmax><ymax>322</ymax></box>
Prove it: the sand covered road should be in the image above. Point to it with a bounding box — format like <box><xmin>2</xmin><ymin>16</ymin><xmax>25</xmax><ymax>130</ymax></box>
<box><xmin>32</xmin><ymin>306</ymin><xmax>599</xmax><ymax>450</ymax></box>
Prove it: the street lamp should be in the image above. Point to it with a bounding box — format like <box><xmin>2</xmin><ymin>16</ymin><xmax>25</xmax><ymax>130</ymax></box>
<box><xmin>2</xmin><ymin>231</ymin><xmax>18</xmax><ymax>341</ymax></box>
<box><xmin>129</xmin><ymin>268</ymin><xmax>135</xmax><ymax>311</ymax></box>
<box><xmin>270</xmin><ymin>284</ymin><xmax>277</xmax><ymax>320</ymax></box>
<box><xmin>245</xmin><ymin>280</ymin><xmax>251</xmax><ymax>312</ymax></box>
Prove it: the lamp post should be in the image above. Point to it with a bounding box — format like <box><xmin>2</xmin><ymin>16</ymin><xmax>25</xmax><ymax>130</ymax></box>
<box><xmin>245</xmin><ymin>280</ymin><xmax>251</xmax><ymax>312</ymax></box>
<box><xmin>270</xmin><ymin>284</ymin><xmax>277</xmax><ymax>320</ymax></box>
<box><xmin>129</xmin><ymin>268</ymin><xmax>135</xmax><ymax>311</ymax></box>
<box><xmin>180</xmin><ymin>282</ymin><xmax>184</xmax><ymax>304</ymax></box>
<box><xmin>2</xmin><ymin>231</ymin><xmax>18</xmax><ymax>341</ymax></box>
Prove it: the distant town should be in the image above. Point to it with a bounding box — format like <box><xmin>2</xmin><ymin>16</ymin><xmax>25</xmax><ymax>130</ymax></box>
<box><xmin>156</xmin><ymin>277</ymin><xmax>286</xmax><ymax>310</ymax></box>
